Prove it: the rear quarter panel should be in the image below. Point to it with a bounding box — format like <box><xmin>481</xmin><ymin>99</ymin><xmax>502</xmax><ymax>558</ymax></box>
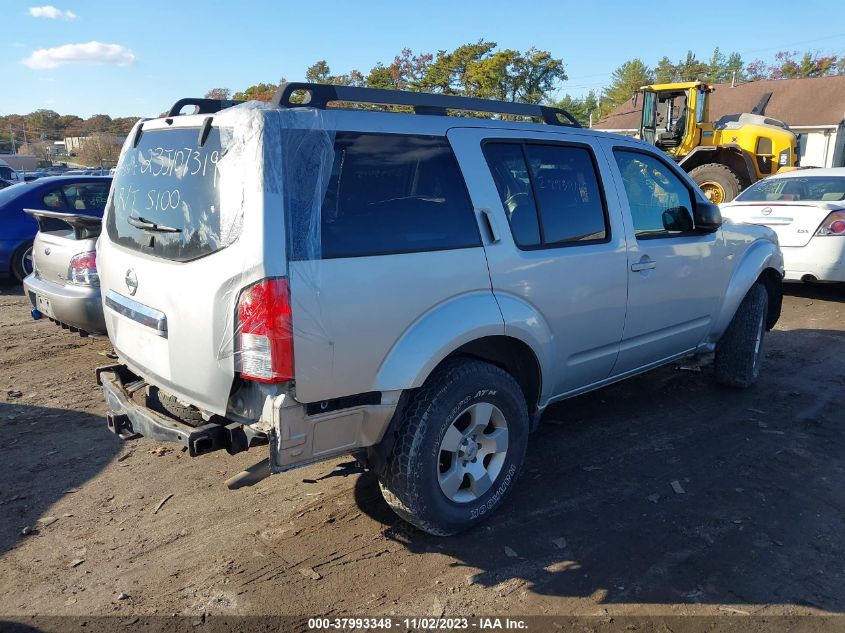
<box><xmin>289</xmin><ymin>250</ymin><xmax>500</xmax><ymax>403</ymax></box>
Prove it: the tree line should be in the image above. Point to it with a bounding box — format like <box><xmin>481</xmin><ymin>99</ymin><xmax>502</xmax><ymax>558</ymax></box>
<box><xmin>559</xmin><ymin>48</ymin><xmax>845</xmax><ymax>124</ymax></box>
<box><xmin>1</xmin><ymin>42</ymin><xmax>842</xmax><ymax>159</ymax></box>
<box><xmin>205</xmin><ymin>40</ymin><xmax>568</xmax><ymax>107</ymax></box>
<box><xmin>0</xmin><ymin>111</ymin><xmax>139</xmax><ymax>161</ymax></box>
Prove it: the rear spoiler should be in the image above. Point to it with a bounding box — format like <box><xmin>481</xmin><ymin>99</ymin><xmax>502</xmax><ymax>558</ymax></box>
<box><xmin>24</xmin><ymin>209</ymin><xmax>102</xmax><ymax>240</ymax></box>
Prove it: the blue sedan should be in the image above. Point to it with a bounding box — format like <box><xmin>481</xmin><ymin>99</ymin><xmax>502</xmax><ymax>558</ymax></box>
<box><xmin>0</xmin><ymin>176</ymin><xmax>112</xmax><ymax>282</ymax></box>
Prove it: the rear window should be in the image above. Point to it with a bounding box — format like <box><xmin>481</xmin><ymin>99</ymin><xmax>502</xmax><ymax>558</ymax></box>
<box><xmin>306</xmin><ymin>132</ymin><xmax>480</xmax><ymax>259</ymax></box>
<box><xmin>63</xmin><ymin>182</ymin><xmax>110</xmax><ymax>213</ymax></box>
<box><xmin>106</xmin><ymin>127</ymin><xmax>224</xmax><ymax>262</ymax></box>
<box><xmin>736</xmin><ymin>176</ymin><xmax>845</xmax><ymax>202</ymax></box>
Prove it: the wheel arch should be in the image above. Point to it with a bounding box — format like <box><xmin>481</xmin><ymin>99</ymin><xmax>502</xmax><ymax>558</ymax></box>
<box><xmin>366</xmin><ymin>334</ymin><xmax>544</xmax><ymax>476</ymax></box>
<box><xmin>757</xmin><ymin>266</ymin><xmax>783</xmax><ymax>330</ymax></box>
<box><xmin>371</xmin><ymin>291</ymin><xmax>507</xmax><ymax>397</ymax></box>
<box><xmin>710</xmin><ymin>239</ymin><xmax>784</xmax><ymax>343</ymax></box>
<box><xmin>681</xmin><ymin>146</ymin><xmax>756</xmax><ymax>188</ymax></box>
<box><xmin>443</xmin><ymin>335</ymin><xmax>543</xmax><ymax>420</ymax></box>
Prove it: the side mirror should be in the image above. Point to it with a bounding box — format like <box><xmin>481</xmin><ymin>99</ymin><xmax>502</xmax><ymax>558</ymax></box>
<box><xmin>693</xmin><ymin>200</ymin><xmax>722</xmax><ymax>233</ymax></box>
<box><xmin>662</xmin><ymin>206</ymin><xmax>694</xmax><ymax>232</ymax></box>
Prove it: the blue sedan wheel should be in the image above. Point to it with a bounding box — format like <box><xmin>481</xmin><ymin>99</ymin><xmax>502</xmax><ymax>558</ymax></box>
<box><xmin>12</xmin><ymin>241</ymin><xmax>34</xmax><ymax>283</ymax></box>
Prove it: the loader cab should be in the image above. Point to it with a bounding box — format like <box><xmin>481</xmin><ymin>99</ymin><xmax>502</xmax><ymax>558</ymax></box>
<box><xmin>639</xmin><ymin>82</ymin><xmax>711</xmax><ymax>157</ymax></box>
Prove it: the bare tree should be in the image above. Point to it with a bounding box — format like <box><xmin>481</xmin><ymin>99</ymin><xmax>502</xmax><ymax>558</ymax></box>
<box><xmin>76</xmin><ymin>133</ymin><xmax>121</xmax><ymax>167</ymax></box>
<box><xmin>19</xmin><ymin>140</ymin><xmax>53</xmax><ymax>165</ymax></box>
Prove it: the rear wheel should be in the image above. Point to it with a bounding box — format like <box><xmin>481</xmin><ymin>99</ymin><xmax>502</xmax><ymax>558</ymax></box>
<box><xmin>688</xmin><ymin>163</ymin><xmax>742</xmax><ymax>204</ymax></box>
<box><xmin>715</xmin><ymin>283</ymin><xmax>768</xmax><ymax>388</ymax></box>
<box><xmin>11</xmin><ymin>241</ymin><xmax>33</xmax><ymax>283</ymax></box>
<box><xmin>378</xmin><ymin>358</ymin><xmax>529</xmax><ymax>536</ymax></box>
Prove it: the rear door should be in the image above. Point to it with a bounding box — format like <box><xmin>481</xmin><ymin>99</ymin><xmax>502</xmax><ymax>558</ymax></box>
<box><xmin>448</xmin><ymin>127</ymin><xmax>629</xmax><ymax>398</ymax></box>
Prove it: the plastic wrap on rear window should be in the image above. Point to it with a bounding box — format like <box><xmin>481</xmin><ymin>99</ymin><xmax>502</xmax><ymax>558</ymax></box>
<box><xmin>214</xmin><ymin>102</ymin><xmax>336</xmax><ymax>373</ymax></box>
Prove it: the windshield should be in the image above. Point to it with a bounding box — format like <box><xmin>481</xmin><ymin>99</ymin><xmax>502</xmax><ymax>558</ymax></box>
<box><xmin>106</xmin><ymin>127</ymin><xmax>227</xmax><ymax>262</ymax></box>
<box><xmin>737</xmin><ymin>176</ymin><xmax>845</xmax><ymax>202</ymax></box>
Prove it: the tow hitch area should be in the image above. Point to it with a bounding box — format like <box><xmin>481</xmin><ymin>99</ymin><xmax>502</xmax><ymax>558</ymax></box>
<box><xmin>96</xmin><ymin>364</ymin><xmax>267</xmax><ymax>457</ymax></box>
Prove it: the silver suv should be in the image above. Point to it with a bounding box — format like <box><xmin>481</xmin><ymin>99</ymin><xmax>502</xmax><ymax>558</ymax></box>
<box><xmin>96</xmin><ymin>84</ymin><xmax>783</xmax><ymax>535</ymax></box>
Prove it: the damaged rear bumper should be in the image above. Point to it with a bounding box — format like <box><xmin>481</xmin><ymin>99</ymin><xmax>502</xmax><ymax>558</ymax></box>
<box><xmin>96</xmin><ymin>364</ymin><xmax>266</xmax><ymax>457</ymax></box>
<box><xmin>96</xmin><ymin>363</ymin><xmax>401</xmax><ymax>475</ymax></box>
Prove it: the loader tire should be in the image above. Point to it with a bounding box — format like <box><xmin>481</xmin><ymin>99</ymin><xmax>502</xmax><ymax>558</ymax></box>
<box><xmin>689</xmin><ymin>163</ymin><xmax>742</xmax><ymax>203</ymax></box>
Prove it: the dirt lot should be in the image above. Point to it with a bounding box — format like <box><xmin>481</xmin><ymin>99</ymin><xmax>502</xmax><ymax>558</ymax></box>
<box><xmin>1</xmin><ymin>281</ymin><xmax>844</xmax><ymax>625</ymax></box>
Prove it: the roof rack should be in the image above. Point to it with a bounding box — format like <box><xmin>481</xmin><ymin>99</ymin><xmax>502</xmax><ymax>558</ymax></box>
<box><xmin>167</xmin><ymin>97</ymin><xmax>245</xmax><ymax>117</ymax></box>
<box><xmin>271</xmin><ymin>82</ymin><xmax>581</xmax><ymax>127</ymax></box>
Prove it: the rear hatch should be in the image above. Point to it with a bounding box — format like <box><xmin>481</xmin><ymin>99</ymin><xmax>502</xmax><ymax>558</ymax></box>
<box><xmin>27</xmin><ymin>210</ymin><xmax>101</xmax><ymax>285</ymax></box>
<box><xmin>721</xmin><ymin>201</ymin><xmax>842</xmax><ymax>247</ymax></box>
<box><xmin>98</xmin><ymin>113</ymin><xmax>275</xmax><ymax>414</ymax></box>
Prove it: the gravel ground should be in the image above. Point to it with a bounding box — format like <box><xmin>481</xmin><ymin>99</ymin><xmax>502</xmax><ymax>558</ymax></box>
<box><xmin>0</xmin><ymin>281</ymin><xmax>843</xmax><ymax>628</ymax></box>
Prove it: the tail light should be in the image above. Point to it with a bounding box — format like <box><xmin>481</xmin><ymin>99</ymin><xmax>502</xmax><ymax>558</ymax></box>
<box><xmin>67</xmin><ymin>251</ymin><xmax>99</xmax><ymax>286</ymax></box>
<box><xmin>235</xmin><ymin>278</ymin><xmax>294</xmax><ymax>383</ymax></box>
<box><xmin>815</xmin><ymin>210</ymin><xmax>845</xmax><ymax>236</ymax></box>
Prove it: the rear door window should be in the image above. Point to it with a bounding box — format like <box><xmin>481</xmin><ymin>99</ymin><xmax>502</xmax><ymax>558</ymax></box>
<box><xmin>482</xmin><ymin>143</ymin><xmax>541</xmax><ymax>247</ymax></box>
<box><xmin>313</xmin><ymin>133</ymin><xmax>480</xmax><ymax>259</ymax></box>
<box><xmin>106</xmin><ymin>127</ymin><xmax>224</xmax><ymax>262</ymax></box>
<box><xmin>484</xmin><ymin>141</ymin><xmax>609</xmax><ymax>248</ymax></box>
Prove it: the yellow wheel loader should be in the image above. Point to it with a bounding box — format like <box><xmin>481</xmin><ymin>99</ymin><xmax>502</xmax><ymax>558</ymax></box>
<box><xmin>638</xmin><ymin>81</ymin><xmax>799</xmax><ymax>203</ymax></box>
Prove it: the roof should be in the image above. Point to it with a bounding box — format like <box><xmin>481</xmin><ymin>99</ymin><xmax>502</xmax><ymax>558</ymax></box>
<box><xmin>152</xmin><ymin>101</ymin><xmax>641</xmax><ymax>147</ymax></box>
<box><xmin>594</xmin><ymin>75</ymin><xmax>845</xmax><ymax>131</ymax></box>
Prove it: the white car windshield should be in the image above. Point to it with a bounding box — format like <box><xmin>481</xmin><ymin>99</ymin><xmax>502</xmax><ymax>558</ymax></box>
<box><xmin>737</xmin><ymin>176</ymin><xmax>845</xmax><ymax>202</ymax></box>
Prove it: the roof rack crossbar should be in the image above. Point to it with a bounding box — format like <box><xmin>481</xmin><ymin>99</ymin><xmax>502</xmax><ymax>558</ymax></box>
<box><xmin>271</xmin><ymin>82</ymin><xmax>581</xmax><ymax>127</ymax></box>
<box><xmin>167</xmin><ymin>98</ymin><xmax>245</xmax><ymax>117</ymax></box>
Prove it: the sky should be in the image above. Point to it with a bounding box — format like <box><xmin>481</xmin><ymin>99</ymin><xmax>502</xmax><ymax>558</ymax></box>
<box><xmin>2</xmin><ymin>0</ymin><xmax>844</xmax><ymax>118</ymax></box>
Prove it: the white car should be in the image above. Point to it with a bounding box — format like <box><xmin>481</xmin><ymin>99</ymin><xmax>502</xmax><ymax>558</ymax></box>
<box><xmin>721</xmin><ymin>168</ymin><xmax>845</xmax><ymax>283</ymax></box>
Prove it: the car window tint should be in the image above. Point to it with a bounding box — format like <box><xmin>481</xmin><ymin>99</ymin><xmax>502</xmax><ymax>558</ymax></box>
<box><xmin>41</xmin><ymin>189</ymin><xmax>67</xmax><ymax>210</ymax></box>
<box><xmin>62</xmin><ymin>182</ymin><xmax>110</xmax><ymax>212</ymax></box>
<box><xmin>313</xmin><ymin>133</ymin><xmax>480</xmax><ymax>259</ymax></box>
<box><xmin>613</xmin><ymin>150</ymin><xmax>694</xmax><ymax>237</ymax></box>
<box><xmin>483</xmin><ymin>143</ymin><xmax>541</xmax><ymax>247</ymax></box>
<box><xmin>524</xmin><ymin>144</ymin><xmax>607</xmax><ymax>244</ymax></box>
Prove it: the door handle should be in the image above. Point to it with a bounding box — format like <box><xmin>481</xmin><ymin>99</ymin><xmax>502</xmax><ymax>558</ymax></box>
<box><xmin>630</xmin><ymin>256</ymin><xmax>656</xmax><ymax>272</ymax></box>
<box><xmin>477</xmin><ymin>208</ymin><xmax>500</xmax><ymax>243</ymax></box>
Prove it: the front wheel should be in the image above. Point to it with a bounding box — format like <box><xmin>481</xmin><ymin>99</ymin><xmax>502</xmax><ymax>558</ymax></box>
<box><xmin>715</xmin><ymin>283</ymin><xmax>768</xmax><ymax>388</ymax></box>
<box><xmin>378</xmin><ymin>358</ymin><xmax>529</xmax><ymax>535</ymax></box>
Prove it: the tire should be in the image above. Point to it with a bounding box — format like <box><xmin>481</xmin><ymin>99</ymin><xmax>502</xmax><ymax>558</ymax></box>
<box><xmin>715</xmin><ymin>283</ymin><xmax>768</xmax><ymax>388</ymax></box>
<box><xmin>147</xmin><ymin>387</ymin><xmax>205</xmax><ymax>425</ymax></box>
<box><xmin>688</xmin><ymin>163</ymin><xmax>742</xmax><ymax>203</ymax></box>
<box><xmin>378</xmin><ymin>358</ymin><xmax>529</xmax><ymax>536</ymax></box>
<box><xmin>11</xmin><ymin>241</ymin><xmax>33</xmax><ymax>283</ymax></box>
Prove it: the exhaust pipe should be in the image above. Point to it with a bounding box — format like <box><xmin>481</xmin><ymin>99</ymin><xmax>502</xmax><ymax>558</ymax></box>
<box><xmin>225</xmin><ymin>458</ymin><xmax>271</xmax><ymax>489</ymax></box>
